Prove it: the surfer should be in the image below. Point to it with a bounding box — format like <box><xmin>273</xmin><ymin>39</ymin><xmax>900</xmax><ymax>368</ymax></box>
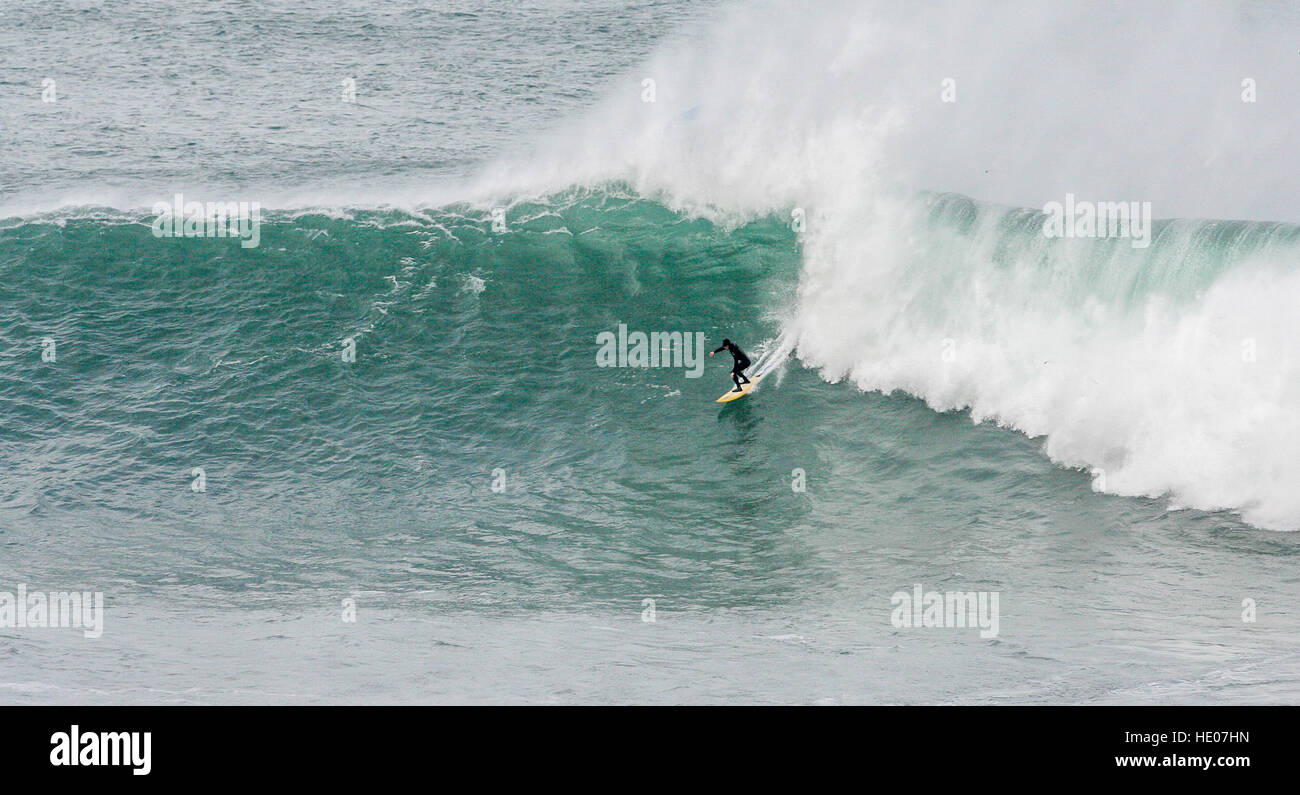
<box><xmin>710</xmin><ymin>338</ymin><xmax>752</xmax><ymax>392</ymax></box>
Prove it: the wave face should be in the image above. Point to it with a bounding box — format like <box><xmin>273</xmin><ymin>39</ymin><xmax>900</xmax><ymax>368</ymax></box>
<box><xmin>0</xmin><ymin>196</ymin><xmax>813</xmax><ymax>608</ymax></box>
<box><xmin>2</xmin><ymin>192</ymin><xmax>1295</xmax><ymax>561</ymax></box>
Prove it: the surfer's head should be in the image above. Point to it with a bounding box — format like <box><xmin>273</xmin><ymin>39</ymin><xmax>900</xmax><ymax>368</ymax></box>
<box><xmin>722</xmin><ymin>338</ymin><xmax>732</xmax><ymax>348</ymax></box>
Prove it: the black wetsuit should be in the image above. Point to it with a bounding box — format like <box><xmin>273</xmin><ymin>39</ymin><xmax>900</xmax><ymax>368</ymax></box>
<box><xmin>713</xmin><ymin>341</ymin><xmax>752</xmax><ymax>389</ymax></box>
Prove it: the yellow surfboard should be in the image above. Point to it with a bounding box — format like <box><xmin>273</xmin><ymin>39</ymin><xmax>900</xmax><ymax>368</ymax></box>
<box><xmin>716</xmin><ymin>375</ymin><xmax>762</xmax><ymax>403</ymax></box>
